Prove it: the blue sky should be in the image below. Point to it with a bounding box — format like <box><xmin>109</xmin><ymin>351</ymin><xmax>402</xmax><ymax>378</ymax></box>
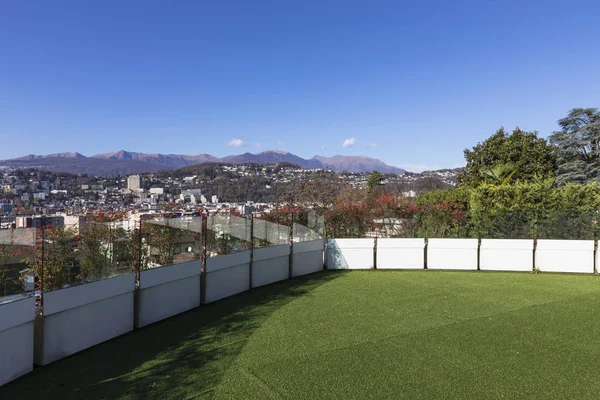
<box><xmin>1</xmin><ymin>1</ymin><xmax>599</xmax><ymax>171</ymax></box>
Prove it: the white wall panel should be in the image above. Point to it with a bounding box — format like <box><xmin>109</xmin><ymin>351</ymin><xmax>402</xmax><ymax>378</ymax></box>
<box><xmin>43</xmin><ymin>274</ymin><xmax>134</xmax><ymax>316</ymax></box>
<box><xmin>326</xmin><ymin>239</ymin><xmax>374</xmax><ymax>270</ymax></box>
<box><xmin>34</xmin><ymin>274</ymin><xmax>135</xmax><ymax>365</ymax></box>
<box><xmin>204</xmin><ymin>251</ymin><xmax>251</xmax><ymax>304</ymax></box>
<box><xmin>480</xmin><ymin>239</ymin><xmax>533</xmax><ymax>272</ymax></box>
<box><xmin>136</xmin><ymin>261</ymin><xmax>201</xmax><ymax>328</ymax></box>
<box><xmin>252</xmin><ymin>245</ymin><xmax>290</xmax><ymax>288</ymax></box>
<box><xmin>206</xmin><ymin>251</ymin><xmax>250</xmax><ymax>273</ymax></box>
<box><xmin>377</xmin><ymin>238</ymin><xmax>425</xmax><ymax>269</ymax></box>
<box><xmin>427</xmin><ymin>238</ymin><xmax>478</xmax><ymax>270</ymax></box>
<box><xmin>536</xmin><ymin>240</ymin><xmax>594</xmax><ymax>273</ymax></box>
<box><xmin>0</xmin><ymin>296</ymin><xmax>35</xmax><ymax>386</ymax></box>
<box><xmin>291</xmin><ymin>240</ymin><xmax>324</xmax><ymax>277</ymax></box>
<box><xmin>139</xmin><ymin>260</ymin><xmax>201</xmax><ymax>289</ymax></box>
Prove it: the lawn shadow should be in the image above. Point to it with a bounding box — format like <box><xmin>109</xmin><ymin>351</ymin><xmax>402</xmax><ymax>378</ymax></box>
<box><xmin>0</xmin><ymin>270</ymin><xmax>348</xmax><ymax>399</ymax></box>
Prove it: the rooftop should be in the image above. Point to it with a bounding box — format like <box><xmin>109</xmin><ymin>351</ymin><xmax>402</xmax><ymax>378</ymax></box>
<box><xmin>3</xmin><ymin>270</ymin><xmax>600</xmax><ymax>399</ymax></box>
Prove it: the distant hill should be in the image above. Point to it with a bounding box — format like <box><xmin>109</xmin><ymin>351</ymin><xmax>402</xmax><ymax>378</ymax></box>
<box><xmin>1</xmin><ymin>149</ymin><xmax>406</xmax><ymax>176</ymax></box>
<box><xmin>92</xmin><ymin>150</ymin><xmax>220</xmax><ymax>169</ymax></box>
<box><xmin>312</xmin><ymin>155</ymin><xmax>405</xmax><ymax>174</ymax></box>
<box><xmin>13</xmin><ymin>152</ymin><xmax>86</xmax><ymax>160</ymax></box>
<box><xmin>0</xmin><ymin>157</ymin><xmax>167</xmax><ymax>176</ymax></box>
<box><xmin>221</xmin><ymin>151</ymin><xmax>323</xmax><ymax>169</ymax></box>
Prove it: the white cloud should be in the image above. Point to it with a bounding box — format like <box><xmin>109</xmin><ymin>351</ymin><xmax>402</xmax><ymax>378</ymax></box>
<box><xmin>342</xmin><ymin>137</ymin><xmax>356</xmax><ymax>148</ymax></box>
<box><xmin>363</xmin><ymin>143</ymin><xmax>377</xmax><ymax>148</ymax></box>
<box><xmin>320</xmin><ymin>145</ymin><xmax>327</xmax><ymax>149</ymax></box>
<box><xmin>254</xmin><ymin>143</ymin><xmax>261</xmax><ymax>148</ymax></box>
<box><xmin>277</xmin><ymin>140</ymin><xmax>283</xmax><ymax>145</ymax></box>
<box><xmin>227</xmin><ymin>139</ymin><xmax>248</xmax><ymax>147</ymax></box>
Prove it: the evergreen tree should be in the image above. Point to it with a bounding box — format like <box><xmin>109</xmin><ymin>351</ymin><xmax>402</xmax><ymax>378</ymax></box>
<box><xmin>367</xmin><ymin>170</ymin><xmax>384</xmax><ymax>194</ymax></box>
<box><xmin>458</xmin><ymin>128</ymin><xmax>556</xmax><ymax>187</ymax></box>
<box><xmin>549</xmin><ymin>108</ymin><xmax>600</xmax><ymax>185</ymax></box>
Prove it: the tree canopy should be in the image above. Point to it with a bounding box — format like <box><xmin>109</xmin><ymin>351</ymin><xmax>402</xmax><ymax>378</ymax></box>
<box><xmin>366</xmin><ymin>170</ymin><xmax>384</xmax><ymax>194</ymax></box>
<box><xmin>281</xmin><ymin>172</ymin><xmax>347</xmax><ymax>212</ymax></box>
<box><xmin>549</xmin><ymin>108</ymin><xmax>600</xmax><ymax>185</ymax></box>
<box><xmin>458</xmin><ymin>128</ymin><xmax>556</xmax><ymax>187</ymax></box>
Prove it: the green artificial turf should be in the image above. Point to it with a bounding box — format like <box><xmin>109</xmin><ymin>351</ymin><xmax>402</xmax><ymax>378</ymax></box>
<box><xmin>3</xmin><ymin>270</ymin><xmax>600</xmax><ymax>399</ymax></box>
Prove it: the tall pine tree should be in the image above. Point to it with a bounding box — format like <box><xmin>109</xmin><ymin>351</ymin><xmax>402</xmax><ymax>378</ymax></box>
<box><xmin>549</xmin><ymin>108</ymin><xmax>600</xmax><ymax>185</ymax></box>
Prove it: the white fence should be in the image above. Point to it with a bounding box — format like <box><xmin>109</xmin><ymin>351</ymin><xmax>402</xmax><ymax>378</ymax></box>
<box><xmin>34</xmin><ymin>274</ymin><xmax>135</xmax><ymax>365</ymax></box>
<box><xmin>324</xmin><ymin>238</ymin><xmax>597</xmax><ymax>273</ymax></box>
<box><xmin>326</xmin><ymin>239</ymin><xmax>374</xmax><ymax>270</ymax></box>
<box><xmin>7</xmin><ymin>236</ymin><xmax>600</xmax><ymax>387</ymax></box>
<box><xmin>203</xmin><ymin>251</ymin><xmax>251</xmax><ymax>304</ymax></box>
<box><xmin>480</xmin><ymin>239</ymin><xmax>533</xmax><ymax>272</ymax></box>
<box><xmin>377</xmin><ymin>238</ymin><xmax>425</xmax><ymax>269</ymax></box>
<box><xmin>0</xmin><ymin>242</ymin><xmax>326</xmax><ymax>387</ymax></box>
<box><xmin>292</xmin><ymin>240</ymin><xmax>324</xmax><ymax>276</ymax></box>
<box><xmin>0</xmin><ymin>296</ymin><xmax>35</xmax><ymax>386</ymax></box>
<box><xmin>136</xmin><ymin>260</ymin><xmax>201</xmax><ymax>328</ymax></box>
<box><xmin>427</xmin><ymin>238</ymin><xmax>479</xmax><ymax>270</ymax></box>
<box><xmin>536</xmin><ymin>240</ymin><xmax>595</xmax><ymax>274</ymax></box>
<box><xmin>252</xmin><ymin>245</ymin><xmax>290</xmax><ymax>288</ymax></box>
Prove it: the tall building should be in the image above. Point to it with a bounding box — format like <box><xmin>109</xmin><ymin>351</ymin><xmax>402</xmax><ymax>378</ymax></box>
<box><xmin>0</xmin><ymin>201</ymin><xmax>13</xmax><ymax>215</ymax></box>
<box><xmin>15</xmin><ymin>215</ymin><xmax>64</xmax><ymax>228</ymax></box>
<box><xmin>127</xmin><ymin>175</ymin><xmax>142</xmax><ymax>192</ymax></box>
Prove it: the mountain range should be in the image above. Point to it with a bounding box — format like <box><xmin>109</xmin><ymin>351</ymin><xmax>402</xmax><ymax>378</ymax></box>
<box><xmin>1</xmin><ymin>150</ymin><xmax>406</xmax><ymax>176</ymax></box>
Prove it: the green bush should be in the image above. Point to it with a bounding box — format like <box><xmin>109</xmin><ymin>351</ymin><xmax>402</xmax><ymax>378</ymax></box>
<box><xmin>415</xmin><ymin>182</ymin><xmax>600</xmax><ymax>239</ymax></box>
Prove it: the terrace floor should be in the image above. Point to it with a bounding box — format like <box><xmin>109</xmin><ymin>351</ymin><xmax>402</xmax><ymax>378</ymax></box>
<box><xmin>3</xmin><ymin>270</ymin><xmax>600</xmax><ymax>399</ymax></box>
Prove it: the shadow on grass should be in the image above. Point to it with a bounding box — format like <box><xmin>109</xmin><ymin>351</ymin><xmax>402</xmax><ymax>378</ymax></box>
<box><xmin>0</xmin><ymin>270</ymin><xmax>348</xmax><ymax>399</ymax></box>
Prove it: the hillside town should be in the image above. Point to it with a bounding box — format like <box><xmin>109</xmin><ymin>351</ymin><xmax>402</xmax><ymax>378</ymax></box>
<box><xmin>0</xmin><ymin>163</ymin><xmax>458</xmax><ymax>230</ymax></box>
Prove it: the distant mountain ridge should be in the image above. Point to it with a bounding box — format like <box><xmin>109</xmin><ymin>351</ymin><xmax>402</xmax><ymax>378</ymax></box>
<box><xmin>1</xmin><ymin>150</ymin><xmax>406</xmax><ymax>176</ymax></box>
<box><xmin>0</xmin><ymin>157</ymin><xmax>166</xmax><ymax>176</ymax></box>
<box><xmin>313</xmin><ymin>155</ymin><xmax>402</xmax><ymax>174</ymax></box>
<box><xmin>221</xmin><ymin>151</ymin><xmax>324</xmax><ymax>169</ymax></box>
<box><xmin>13</xmin><ymin>152</ymin><xmax>86</xmax><ymax>160</ymax></box>
<box><xmin>93</xmin><ymin>150</ymin><xmax>220</xmax><ymax>169</ymax></box>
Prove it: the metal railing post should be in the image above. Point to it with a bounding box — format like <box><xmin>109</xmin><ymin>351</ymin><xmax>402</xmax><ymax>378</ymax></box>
<box><xmin>373</xmin><ymin>236</ymin><xmax>377</xmax><ymax>269</ymax></box>
<box><xmin>249</xmin><ymin>213</ymin><xmax>254</xmax><ymax>289</ymax></box>
<box><xmin>40</xmin><ymin>216</ymin><xmax>46</xmax><ymax>308</ymax></box>
<box><xmin>200</xmin><ymin>213</ymin><xmax>207</xmax><ymax>304</ymax></box>
<box><xmin>289</xmin><ymin>213</ymin><xmax>294</xmax><ymax>279</ymax></box>
<box><xmin>136</xmin><ymin>220</ymin><xmax>142</xmax><ymax>282</ymax></box>
<box><xmin>133</xmin><ymin>219</ymin><xmax>142</xmax><ymax>328</ymax></box>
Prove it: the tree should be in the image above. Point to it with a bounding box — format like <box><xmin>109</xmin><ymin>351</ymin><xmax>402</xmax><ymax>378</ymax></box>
<box><xmin>206</xmin><ymin>232</ymin><xmax>235</xmax><ymax>256</ymax></box>
<box><xmin>0</xmin><ymin>244</ymin><xmax>11</xmax><ymax>297</ymax></box>
<box><xmin>281</xmin><ymin>172</ymin><xmax>347</xmax><ymax>213</ymax></box>
<box><xmin>479</xmin><ymin>163</ymin><xmax>518</xmax><ymax>187</ymax></box>
<box><xmin>0</xmin><ymin>244</ymin><xmax>24</xmax><ymax>297</ymax></box>
<box><xmin>25</xmin><ymin>226</ymin><xmax>77</xmax><ymax>292</ymax></box>
<box><xmin>77</xmin><ymin>223</ymin><xmax>136</xmax><ymax>281</ymax></box>
<box><xmin>366</xmin><ymin>170</ymin><xmax>384</xmax><ymax>194</ymax></box>
<box><xmin>77</xmin><ymin>224</ymin><xmax>112</xmax><ymax>281</ymax></box>
<box><xmin>143</xmin><ymin>222</ymin><xmax>181</xmax><ymax>266</ymax></box>
<box><xmin>549</xmin><ymin>108</ymin><xmax>600</xmax><ymax>185</ymax></box>
<box><xmin>457</xmin><ymin>128</ymin><xmax>556</xmax><ymax>187</ymax></box>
